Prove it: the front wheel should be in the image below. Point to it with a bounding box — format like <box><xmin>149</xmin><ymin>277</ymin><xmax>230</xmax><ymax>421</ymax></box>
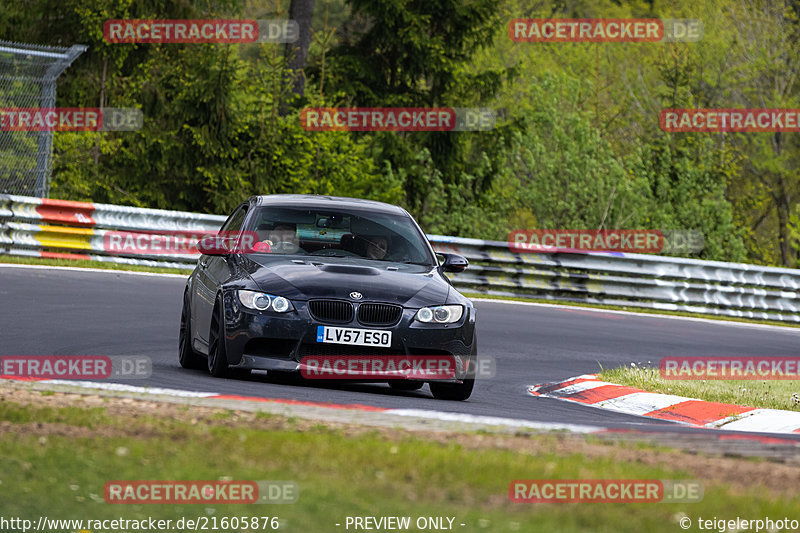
<box><xmin>430</xmin><ymin>378</ymin><xmax>474</xmax><ymax>401</ymax></box>
<box><xmin>431</xmin><ymin>334</ymin><xmax>477</xmax><ymax>401</ymax></box>
<box><xmin>207</xmin><ymin>295</ymin><xmax>229</xmax><ymax>377</ymax></box>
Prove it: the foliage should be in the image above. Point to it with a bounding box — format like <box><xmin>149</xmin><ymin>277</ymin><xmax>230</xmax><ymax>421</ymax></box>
<box><xmin>1</xmin><ymin>0</ymin><xmax>799</xmax><ymax>265</ymax></box>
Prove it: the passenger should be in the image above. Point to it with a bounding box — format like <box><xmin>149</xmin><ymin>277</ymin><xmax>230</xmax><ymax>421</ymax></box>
<box><xmin>253</xmin><ymin>223</ymin><xmax>301</xmax><ymax>253</ymax></box>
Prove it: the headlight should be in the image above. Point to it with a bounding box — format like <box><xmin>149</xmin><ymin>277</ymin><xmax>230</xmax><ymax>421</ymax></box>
<box><xmin>272</xmin><ymin>296</ymin><xmax>290</xmax><ymax>313</ymax></box>
<box><xmin>237</xmin><ymin>290</ymin><xmax>293</xmax><ymax>313</ymax></box>
<box><xmin>414</xmin><ymin>305</ymin><xmax>463</xmax><ymax>324</ymax></box>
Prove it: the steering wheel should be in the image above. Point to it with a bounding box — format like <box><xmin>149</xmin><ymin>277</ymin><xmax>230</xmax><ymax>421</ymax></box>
<box><xmin>270</xmin><ymin>241</ymin><xmax>301</xmax><ymax>254</ymax></box>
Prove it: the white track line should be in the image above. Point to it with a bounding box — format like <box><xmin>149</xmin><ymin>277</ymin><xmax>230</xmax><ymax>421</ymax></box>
<box><xmin>43</xmin><ymin>380</ymin><xmax>218</xmax><ymax>397</ymax></box>
<box><xmin>384</xmin><ymin>409</ymin><xmax>602</xmax><ymax>433</ymax></box>
<box><xmin>10</xmin><ymin>378</ymin><xmax>604</xmax><ymax>433</ymax></box>
<box><xmin>0</xmin><ymin>263</ymin><xmax>188</xmax><ymax>278</ymax></box>
<box><xmin>593</xmin><ymin>392</ymin><xmax>692</xmax><ymax>415</ymax></box>
<box><xmin>544</xmin><ymin>380</ymin><xmax>611</xmax><ymax>396</ymax></box>
<box><xmin>711</xmin><ymin>409</ymin><xmax>800</xmax><ymax>433</ymax></box>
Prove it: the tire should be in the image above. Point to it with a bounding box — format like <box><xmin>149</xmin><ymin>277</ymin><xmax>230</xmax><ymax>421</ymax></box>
<box><xmin>430</xmin><ymin>333</ymin><xmax>477</xmax><ymax>401</ymax></box>
<box><xmin>389</xmin><ymin>381</ymin><xmax>424</xmax><ymax>391</ymax></box>
<box><xmin>207</xmin><ymin>295</ymin><xmax>229</xmax><ymax>377</ymax></box>
<box><xmin>178</xmin><ymin>291</ymin><xmax>205</xmax><ymax>370</ymax></box>
<box><xmin>429</xmin><ymin>378</ymin><xmax>474</xmax><ymax>401</ymax></box>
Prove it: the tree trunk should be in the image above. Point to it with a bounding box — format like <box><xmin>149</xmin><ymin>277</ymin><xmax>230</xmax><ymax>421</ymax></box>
<box><xmin>285</xmin><ymin>0</ymin><xmax>315</xmax><ymax>99</ymax></box>
<box><xmin>94</xmin><ymin>56</ymin><xmax>108</xmax><ymax>165</ymax></box>
<box><xmin>778</xmin><ymin>191</ymin><xmax>791</xmax><ymax>267</ymax></box>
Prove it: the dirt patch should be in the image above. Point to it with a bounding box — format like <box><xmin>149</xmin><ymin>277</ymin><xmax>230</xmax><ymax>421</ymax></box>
<box><xmin>2</xmin><ymin>384</ymin><xmax>799</xmax><ymax>499</ymax></box>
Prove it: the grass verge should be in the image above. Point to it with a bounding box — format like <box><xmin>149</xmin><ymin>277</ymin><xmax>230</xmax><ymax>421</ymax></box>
<box><xmin>0</xmin><ymin>254</ymin><xmax>193</xmax><ymax>275</ymax></box>
<box><xmin>600</xmin><ymin>365</ymin><xmax>800</xmax><ymax>411</ymax></box>
<box><xmin>1</xmin><ymin>388</ymin><xmax>800</xmax><ymax>532</ymax></box>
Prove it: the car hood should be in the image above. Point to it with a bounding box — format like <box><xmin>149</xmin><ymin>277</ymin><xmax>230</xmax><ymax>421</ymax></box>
<box><xmin>240</xmin><ymin>256</ymin><xmax>450</xmax><ymax>307</ymax></box>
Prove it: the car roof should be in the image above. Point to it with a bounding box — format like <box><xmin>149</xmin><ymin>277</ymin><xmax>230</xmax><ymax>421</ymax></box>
<box><xmin>249</xmin><ymin>194</ymin><xmax>408</xmax><ymax>216</ymax></box>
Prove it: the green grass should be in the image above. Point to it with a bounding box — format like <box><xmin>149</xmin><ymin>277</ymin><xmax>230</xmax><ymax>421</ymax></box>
<box><xmin>1</xmin><ymin>399</ymin><xmax>799</xmax><ymax>532</ymax></box>
<box><xmin>600</xmin><ymin>364</ymin><xmax>800</xmax><ymax>411</ymax></box>
<box><xmin>0</xmin><ymin>254</ymin><xmax>193</xmax><ymax>275</ymax></box>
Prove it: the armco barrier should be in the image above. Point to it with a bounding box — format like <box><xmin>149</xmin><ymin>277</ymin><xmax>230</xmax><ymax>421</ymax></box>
<box><xmin>0</xmin><ymin>195</ymin><xmax>224</xmax><ymax>269</ymax></box>
<box><xmin>2</xmin><ymin>194</ymin><xmax>800</xmax><ymax>323</ymax></box>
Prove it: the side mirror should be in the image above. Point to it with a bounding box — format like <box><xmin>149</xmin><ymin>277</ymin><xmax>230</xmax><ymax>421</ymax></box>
<box><xmin>196</xmin><ymin>235</ymin><xmax>233</xmax><ymax>256</ymax></box>
<box><xmin>439</xmin><ymin>253</ymin><xmax>468</xmax><ymax>273</ymax></box>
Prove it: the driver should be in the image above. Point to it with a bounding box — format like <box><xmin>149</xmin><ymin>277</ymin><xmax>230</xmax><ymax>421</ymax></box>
<box><xmin>253</xmin><ymin>223</ymin><xmax>301</xmax><ymax>254</ymax></box>
<box><xmin>365</xmin><ymin>235</ymin><xmax>389</xmax><ymax>260</ymax></box>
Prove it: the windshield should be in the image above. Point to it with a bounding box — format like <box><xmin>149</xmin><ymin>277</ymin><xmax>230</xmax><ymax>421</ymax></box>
<box><xmin>244</xmin><ymin>205</ymin><xmax>435</xmax><ymax>265</ymax></box>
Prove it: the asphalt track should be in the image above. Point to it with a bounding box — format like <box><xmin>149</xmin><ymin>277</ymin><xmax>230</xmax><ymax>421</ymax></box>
<box><xmin>3</xmin><ymin>264</ymin><xmax>800</xmax><ymax>441</ymax></box>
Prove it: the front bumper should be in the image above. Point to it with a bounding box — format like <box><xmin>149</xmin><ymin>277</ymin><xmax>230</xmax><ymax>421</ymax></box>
<box><xmin>221</xmin><ymin>293</ymin><xmax>476</xmax><ymax>382</ymax></box>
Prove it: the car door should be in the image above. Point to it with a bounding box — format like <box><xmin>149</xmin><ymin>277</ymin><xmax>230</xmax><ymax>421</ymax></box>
<box><xmin>193</xmin><ymin>204</ymin><xmax>248</xmax><ymax>349</ymax></box>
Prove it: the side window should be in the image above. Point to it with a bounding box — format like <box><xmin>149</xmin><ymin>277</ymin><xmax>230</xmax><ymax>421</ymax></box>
<box><xmin>219</xmin><ymin>205</ymin><xmax>247</xmax><ymax>234</ymax></box>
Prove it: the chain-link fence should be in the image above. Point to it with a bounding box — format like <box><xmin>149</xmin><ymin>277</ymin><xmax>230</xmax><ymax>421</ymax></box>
<box><xmin>0</xmin><ymin>40</ymin><xmax>86</xmax><ymax>197</ymax></box>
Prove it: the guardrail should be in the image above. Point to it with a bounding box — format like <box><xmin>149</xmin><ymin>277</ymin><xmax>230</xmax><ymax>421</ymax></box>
<box><xmin>0</xmin><ymin>195</ymin><xmax>225</xmax><ymax>269</ymax></box>
<box><xmin>2</xmin><ymin>194</ymin><xmax>800</xmax><ymax>323</ymax></box>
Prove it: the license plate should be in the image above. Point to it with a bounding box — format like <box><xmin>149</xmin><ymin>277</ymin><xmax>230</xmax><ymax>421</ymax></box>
<box><xmin>316</xmin><ymin>326</ymin><xmax>392</xmax><ymax>347</ymax></box>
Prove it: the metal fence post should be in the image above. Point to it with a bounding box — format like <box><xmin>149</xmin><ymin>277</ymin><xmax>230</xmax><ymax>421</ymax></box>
<box><xmin>0</xmin><ymin>40</ymin><xmax>86</xmax><ymax>197</ymax></box>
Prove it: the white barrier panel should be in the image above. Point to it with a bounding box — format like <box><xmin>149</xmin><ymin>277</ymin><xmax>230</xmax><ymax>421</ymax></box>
<box><xmin>3</xmin><ymin>195</ymin><xmax>800</xmax><ymax>322</ymax></box>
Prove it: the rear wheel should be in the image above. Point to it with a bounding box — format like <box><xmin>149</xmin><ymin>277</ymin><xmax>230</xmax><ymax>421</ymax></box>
<box><xmin>207</xmin><ymin>295</ymin><xmax>229</xmax><ymax>377</ymax></box>
<box><xmin>178</xmin><ymin>292</ymin><xmax>205</xmax><ymax>370</ymax></box>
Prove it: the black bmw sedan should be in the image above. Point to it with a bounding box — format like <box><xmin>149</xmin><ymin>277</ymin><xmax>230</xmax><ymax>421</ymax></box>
<box><xmin>178</xmin><ymin>194</ymin><xmax>477</xmax><ymax>400</ymax></box>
